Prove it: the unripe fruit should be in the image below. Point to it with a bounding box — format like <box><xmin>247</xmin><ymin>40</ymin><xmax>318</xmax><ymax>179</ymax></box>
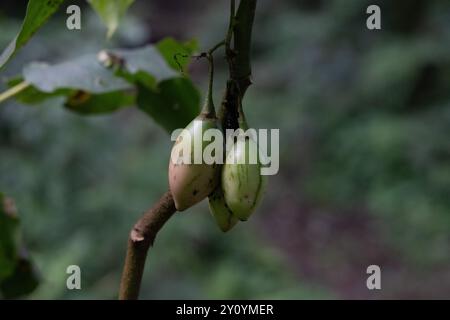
<box><xmin>208</xmin><ymin>186</ymin><xmax>239</xmax><ymax>232</ymax></box>
<box><xmin>168</xmin><ymin>52</ymin><xmax>220</xmax><ymax>211</ymax></box>
<box><xmin>169</xmin><ymin>114</ymin><xmax>220</xmax><ymax>211</ymax></box>
<box><xmin>222</xmin><ymin>136</ymin><xmax>267</xmax><ymax>221</ymax></box>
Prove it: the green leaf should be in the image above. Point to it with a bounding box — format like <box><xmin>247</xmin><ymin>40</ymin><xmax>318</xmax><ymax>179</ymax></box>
<box><xmin>0</xmin><ymin>0</ymin><xmax>65</xmax><ymax>69</ymax></box>
<box><xmin>156</xmin><ymin>38</ymin><xmax>199</xmax><ymax>73</ymax></box>
<box><xmin>88</xmin><ymin>0</ymin><xmax>135</xmax><ymax>39</ymax></box>
<box><xmin>65</xmin><ymin>90</ymin><xmax>134</xmax><ymax>115</ymax></box>
<box><xmin>23</xmin><ymin>55</ymin><xmax>133</xmax><ymax>94</ymax></box>
<box><xmin>8</xmin><ymin>78</ymin><xmax>134</xmax><ymax>115</ymax></box>
<box><xmin>7</xmin><ymin>77</ymin><xmax>70</xmax><ymax>104</ymax></box>
<box><xmin>112</xmin><ymin>45</ymin><xmax>178</xmax><ymax>82</ymax></box>
<box><xmin>137</xmin><ymin>77</ymin><xmax>200</xmax><ymax>133</ymax></box>
<box><xmin>21</xmin><ymin>45</ymin><xmax>180</xmax><ymax>94</ymax></box>
<box><xmin>0</xmin><ymin>194</ymin><xmax>20</xmax><ymax>282</ymax></box>
<box><xmin>9</xmin><ymin>40</ymin><xmax>201</xmax><ymax>123</ymax></box>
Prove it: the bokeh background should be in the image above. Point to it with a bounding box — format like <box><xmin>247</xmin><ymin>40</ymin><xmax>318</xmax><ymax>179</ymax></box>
<box><xmin>1</xmin><ymin>0</ymin><xmax>450</xmax><ymax>299</ymax></box>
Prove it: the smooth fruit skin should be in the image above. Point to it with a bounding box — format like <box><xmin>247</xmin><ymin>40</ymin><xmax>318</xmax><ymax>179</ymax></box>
<box><xmin>208</xmin><ymin>186</ymin><xmax>239</xmax><ymax>232</ymax></box>
<box><xmin>169</xmin><ymin>115</ymin><xmax>220</xmax><ymax>211</ymax></box>
<box><xmin>222</xmin><ymin>137</ymin><xmax>267</xmax><ymax>221</ymax></box>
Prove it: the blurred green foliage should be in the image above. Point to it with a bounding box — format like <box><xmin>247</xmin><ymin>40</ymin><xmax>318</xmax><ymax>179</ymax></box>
<box><xmin>0</xmin><ymin>193</ymin><xmax>40</xmax><ymax>298</ymax></box>
<box><xmin>1</xmin><ymin>0</ymin><xmax>450</xmax><ymax>299</ymax></box>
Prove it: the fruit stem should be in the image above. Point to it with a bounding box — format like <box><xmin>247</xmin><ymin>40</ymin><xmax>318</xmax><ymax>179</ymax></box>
<box><xmin>201</xmin><ymin>52</ymin><xmax>216</xmax><ymax>118</ymax></box>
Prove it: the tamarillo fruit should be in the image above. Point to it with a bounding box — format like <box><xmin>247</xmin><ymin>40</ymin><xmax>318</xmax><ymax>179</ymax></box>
<box><xmin>222</xmin><ymin>134</ymin><xmax>267</xmax><ymax>221</ymax></box>
<box><xmin>208</xmin><ymin>185</ymin><xmax>239</xmax><ymax>232</ymax></box>
<box><xmin>168</xmin><ymin>53</ymin><xmax>220</xmax><ymax>211</ymax></box>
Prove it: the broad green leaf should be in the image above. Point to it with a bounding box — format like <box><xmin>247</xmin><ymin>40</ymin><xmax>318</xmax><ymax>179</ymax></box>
<box><xmin>0</xmin><ymin>194</ymin><xmax>20</xmax><ymax>282</ymax></box>
<box><xmin>88</xmin><ymin>0</ymin><xmax>135</xmax><ymax>39</ymax></box>
<box><xmin>21</xmin><ymin>45</ymin><xmax>179</xmax><ymax>94</ymax></box>
<box><xmin>7</xmin><ymin>77</ymin><xmax>70</xmax><ymax>104</ymax></box>
<box><xmin>156</xmin><ymin>38</ymin><xmax>199</xmax><ymax>73</ymax></box>
<box><xmin>122</xmin><ymin>41</ymin><xmax>201</xmax><ymax>131</ymax></box>
<box><xmin>23</xmin><ymin>55</ymin><xmax>132</xmax><ymax>94</ymax></box>
<box><xmin>9</xmin><ymin>40</ymin><xmax>201</xmax><ymax>122</ymax></box>
<box><xmin>112</xmin><ymin>45</ymin><xmax>178</xmax><ymax>81</ymax></box>
<box><xmin>137</xmin><ymin>78</ymin><xmax>200</xmax><ymax>133</ymax></box>
<box><xmin>0</xmin><ymin>0</ymin><xmax>65</xmax><ymax>69</ymax></box>
<box><xmin>65</xmin><ymin>90</ymin><xmax>134</xmax><ymax>114</ymax></box>
<box><xmin>8</xmin><ymin>78</ymin><xmax>134</xmax><ymax>115</ymax></box>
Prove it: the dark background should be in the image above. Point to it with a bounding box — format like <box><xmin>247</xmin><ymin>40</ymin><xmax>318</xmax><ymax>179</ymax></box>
<box><xmin>1</xmin><ymin>0</ymin><xmax>450</xmax><ymax>299</ymax></box>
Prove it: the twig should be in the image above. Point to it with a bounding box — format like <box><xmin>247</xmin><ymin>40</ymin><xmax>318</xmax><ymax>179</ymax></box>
<box><xmin>173</xmin><ymin>40</ymin><xmax>224</xmax><ymax>75</ymax></box>
<box><xmin>208</xmin><ymin>40</ymin><xmax>226</xmax><ymax>55</ymax></box>
<box><xmin>118</xmin><ymin>191</ymin><xmax>177</xmax><ymax>300</ymax></box>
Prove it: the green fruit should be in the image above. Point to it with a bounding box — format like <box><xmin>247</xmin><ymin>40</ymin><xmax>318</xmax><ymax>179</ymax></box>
<box><xmin>208</xmin><ymin>186</ymin><xmax>239</xmax><ymax>232</ymax></box>
<box><xmin>169</xmin><ymin>52</ymin><xmax>223</xmax><ymax>212</ymax></box>
<box><xmin>169</xmin><ymin>114</ymin><xmax>220</xmax><ymax>211</ymax></box>
<box><xmin>222</xmin><ymin>136</ymin><xmax>267</xmax><ymax>221</ymax></box>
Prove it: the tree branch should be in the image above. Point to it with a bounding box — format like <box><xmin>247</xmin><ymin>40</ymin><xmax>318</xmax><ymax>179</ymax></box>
<box><xmin>233</xmin><ymin>0</ymin><xmax>256</xmax><ymax>95</ymax></box>
<box><xmin>220</xmin><ymin>0</ymin><xmax>257</xmax><ymax>130</ymax></box>
<box><xmin>118</xmin><ymin>191</ymin><xmax>176</xmax><ymax>300</ymax></box>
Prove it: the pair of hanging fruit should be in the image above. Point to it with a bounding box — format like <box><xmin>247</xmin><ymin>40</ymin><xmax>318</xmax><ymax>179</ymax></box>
<box><xmin>168</xmin><ymin>52</ymin><xmax>267</xmax><ymax>231</ymax></box>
